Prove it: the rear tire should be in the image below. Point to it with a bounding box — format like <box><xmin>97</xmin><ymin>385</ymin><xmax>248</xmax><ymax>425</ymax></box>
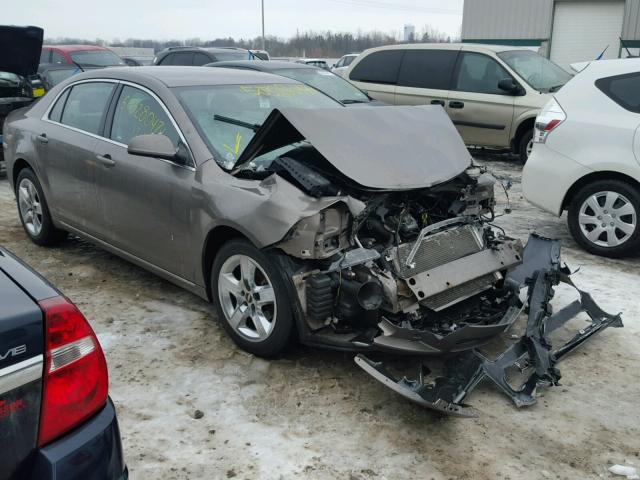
<box><xmin>567</xmin><ymin>179</ymin><xmax>640</xmax><ymax>258</ymax></box>
<box><xmin>15</xmin><ymin>168</ymin><xmax>67</xmax><ymax>246</ymax></box>
<box><xmin>517</xmin><ymin>129</ymin><xmax>533</xmax><ymax>163</ymax></box>
<box><xmin>211</xmin><ymin>239</ymin><xmax>294</xmax><ymax>357</ymax></box>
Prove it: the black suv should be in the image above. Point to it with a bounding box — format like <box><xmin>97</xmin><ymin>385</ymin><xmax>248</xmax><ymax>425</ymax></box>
<box><xmin>153</xmin><ymin>46</ymin><xmax>255</xmax><ymax>66</ymax></box>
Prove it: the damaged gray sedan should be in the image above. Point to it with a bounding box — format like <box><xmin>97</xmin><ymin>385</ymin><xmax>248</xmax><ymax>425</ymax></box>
<box><xmin>3</xmin><ymin>67</ymin><xmax>622</xmax><ymax>415</ymax></box>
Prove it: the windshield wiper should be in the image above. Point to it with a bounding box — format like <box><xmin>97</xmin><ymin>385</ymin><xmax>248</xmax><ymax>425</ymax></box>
<box><xmin>213</xmin><ymin>114</ymin><xmax>262</xmax><ymax>132</ymax></box>
<box><xmin>548</xmin><ymin>84</ymin><xmax>565</xmax><ymax>93</ymax></box>
<box><xmin>340</xmin><ymin>99</ymin><xmax>368</xmax><ymax>104</ymax></box>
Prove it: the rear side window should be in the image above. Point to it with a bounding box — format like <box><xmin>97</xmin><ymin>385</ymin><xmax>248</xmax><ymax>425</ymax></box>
<box><xmin>110</xmin><ymin>85</ymin><xmax>180</xmax><ymax>147</ymax></box>
<box><xmin>397</xmin><ymin>50</ymin><xmax>458</xmax><ymax>89</ymax></box>
<box><xmin>454</xmin><ymin>52</ymin><xmax>511</xmax><ymax>95</ymax></box>
<box><xmin>48</xmin><ymin>89</ymin><xmax>70</xmax><ymax>122</ymax></box>
<box><xmin>596</xmin><ymin>72</ymin><xmax>640</xmax><ymax>113</ymax></box>
<box><xmin>160</xmin><ymin>52</ymin><xmax>193</xmax><ymax>66</ymax></box>
<box><xmin>349</xmin><ymin>50</ymin><xmax>404</xmax><ymax>84</ymax></box>
<box><xmin>60</xmin><ymin>82</ymin><xmax>115</xmax><ymax>135</ymax></box>
<box><xmin>192</xmin><ymin>52</ymin><xmax>211</xmax><ymax>66</ymax></box>
<box><xmin>40</xmin><ymin>49</ymin><xmax>50</xmax><ymax>63</ymax></box>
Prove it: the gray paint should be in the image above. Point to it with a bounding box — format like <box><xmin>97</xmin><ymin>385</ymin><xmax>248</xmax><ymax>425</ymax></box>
<box><xmin>623</xmin><ymin>0</ymin><xmax>640</xmax><ymax>39</ymax></box>
<box><xmin>463</xmin><ymin>0</ymin><xmax>640</xmax><ymax>42</ymax></box>
<box><xmin>462</xmin><ymin>0</ymin><xmax>554</xmax><ymax>41</ymax></box>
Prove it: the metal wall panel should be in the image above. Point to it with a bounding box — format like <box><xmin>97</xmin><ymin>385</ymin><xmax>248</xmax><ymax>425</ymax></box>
<box><xmin>622</xmin><ymin>0</ymin><xmax>640</xmax><ymax>39</ymax></box>
<box><xmin>462</xmin><ymin>0</ymin><xmax>554</xmax><ymax>40</ymax></box>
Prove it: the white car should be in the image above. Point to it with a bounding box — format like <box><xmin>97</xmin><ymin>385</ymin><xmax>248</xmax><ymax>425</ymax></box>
<box><xmin>331</xmin><ymin>53</ymin><xmax>359</xmax><ymax>78</ymax></box>
<box><xmin>523</xmin><ymin>58</ymin><xmax>640</xmax><ymax>257</ymax></box>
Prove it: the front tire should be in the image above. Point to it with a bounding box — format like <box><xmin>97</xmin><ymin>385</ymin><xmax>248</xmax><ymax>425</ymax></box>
<box><xmin>567</xmin><ymin>179</ymin><xmax>640</xmax><ymax>258</ymax></box>
<box><xmin>517</xmin><ymin>129</ymin><xmax>533</xmax><ymax>163</ymax></box>
<box><xmin>211</xmin><ymin>239</ymin><xmax>294</xmax><ymax>357</ymax></box>
<box><xmin>15</xmin><ymin>168</ymin><xmax>67</xmax><ymax>246</ymax></box>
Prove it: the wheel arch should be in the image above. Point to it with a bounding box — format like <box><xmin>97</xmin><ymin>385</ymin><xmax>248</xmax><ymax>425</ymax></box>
<box><xmin>561</xmin><ymin>171</ymin><xmax>640</xmax><ymax>211</ymax></box>
<box><xmin>11</xmin><ymin>157</ymin><xmax>34</xmax><ymax>191</ymax></box>
<box><xmin>511</xmin><ymin>116</ymin><xmax>535</xmax><ymax>153</ymax></box>
<box><xmin>201</xmin><ymin>225</ymin><xmax>253</xmax><ymax>301</ymax></box>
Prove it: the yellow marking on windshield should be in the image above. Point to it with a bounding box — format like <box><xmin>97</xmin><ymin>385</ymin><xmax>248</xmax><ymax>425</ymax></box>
<box><xmin>239</xmin><ymin>84</ymin><xmax>316</xmax><ymax>97</ymax></box>
<box><xmin>223</xmin><ymin>132</ymin><xmax>243</xmax><ymax>158</ymax></box>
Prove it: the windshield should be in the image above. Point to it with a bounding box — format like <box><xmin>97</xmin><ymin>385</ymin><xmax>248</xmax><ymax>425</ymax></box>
<box><xmin>215</xmin><ymin>51</ymin><xmax>253</xmax><ymax>61</ymax></box>
<box><xmin>0</xmin><ymin>72</ymin><xmax>21</xmax><ymax>84</ymax></box>
<box><xmin>69</xmin><ymin>50</ymin><xmax>125</xmax><ymax>67</ymax></box>
<box><xmin>175</xmin><ymin>83</ymin><xmax>341</xmax><ymax>170</ymax></box>
<box><xmin>498</xmin><ymin>50</ymin><xmax>572</xmax><ymax>92</ymax></box>
<box><xmin>274</xmin><ymin>68</ymin><xmax>369</xmax><ymax>104</ymax></box>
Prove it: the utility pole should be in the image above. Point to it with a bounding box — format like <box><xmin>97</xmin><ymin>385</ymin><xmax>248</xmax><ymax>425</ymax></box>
<box><xmin>261</xmin><ymin>0</ymin><xmax>265</xmax><ymax>51</ymax></box>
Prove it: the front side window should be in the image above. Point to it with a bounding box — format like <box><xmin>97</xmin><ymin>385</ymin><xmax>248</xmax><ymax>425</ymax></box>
<box><xmin>335</xmin><ymin>57</ymin><xmax>344</xmax><ymax>68</ymax></box>
<box><xmin>454</xmin><ymin>52</ymin><xmax>511</xmax><ymax>94</ymax></box>
<box><xmin>69</xmin><ymin>50</ymin><xmax>125</xmax><ymax>67</ymax></box>
<box><xmin>175</xmin><ymin>83</ymin><xmax>340</xmax><ymax>170</ymax></box>
<box><xmin>498</xmin><ymin>50</ymin><xmax>571</xmax><ymax>92</ymax></box>
<box><xmin>40</xmin><ymin>49</ymin><xmax>50</xmax><ymax>63</ymax></box>
<box><xmin>51</xmin><ymin>51</ymin><xmax>66</xmax><ymax>65</ymax></box>
<box><xmin>192</xmin><ymin>53</ymin><xmax>211</xmax><ymax>66</ymax></box>
<box><xmin>274</xmin><ymin>67</ymin><xmax>369</xmax><ymax>104</ymax></box>
<box><xmin>349</xmin><ymin>50</ymin><xmax>404</xmax><ymax>84</ymax></box>
<box><xmin>110</xmin><ymin>86</ymin><xmax>180</xmax><ymax>146</ymax></box>
<box><xmin>397</xmin><ymin>49</ymin><xmax>458</xmax><ymax>90</ymax></box>
<box><xmin>343</xmin><ymin>55</ymin><xmax>356</xmax><ymax>67</ymax></box>
<box><xmin>596</xmin><ymin>72</ymin><xmax>640</xmax><ymax>114</ymax></box>
<box><xmin>60</xmin><ymin>82</ymin><xmax>115</xmax><ymax>135</ymax></box>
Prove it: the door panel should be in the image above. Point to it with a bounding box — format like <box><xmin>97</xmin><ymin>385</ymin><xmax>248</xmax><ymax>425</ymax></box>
<box><xmin>94</xmin><ymin>85</ymin><xmax>195</xmax><ymax>279</ymax></box>
<box><xmin>39</xmin><ymin>82</ymin><xmax>115</xmax><ymax>232</ymax></box>
<box><xmin>447</xmin><ymin>52</ymin><xmax>515</xmax><ymax>148</ymax></box>
<box><xmin>394</xmin><ymin>49</ymin><xmax>457</xmax><ymax>107</ymax></box>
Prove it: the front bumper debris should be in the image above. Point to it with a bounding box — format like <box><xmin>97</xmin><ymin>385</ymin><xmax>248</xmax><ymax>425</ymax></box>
<box><xmin>355</xmin><ymin>235</ymin><xmax>623</xmax><ymax>416</ymax></box>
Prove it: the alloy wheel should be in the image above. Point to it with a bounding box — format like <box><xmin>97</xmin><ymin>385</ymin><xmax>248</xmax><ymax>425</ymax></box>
<box><xmin>18</xmin><ymin>178</ymin><xmax>43</xmax><ymax>237</ymax></box>
<box><xmin>217</xmin><ymin>254</ymin><xmax>277</xmax><ymax>342</ymax></box>
<box><xmin>578</xmin><ymin>191</ymin><xmax>637</xmax><ymax>248</ymax></box>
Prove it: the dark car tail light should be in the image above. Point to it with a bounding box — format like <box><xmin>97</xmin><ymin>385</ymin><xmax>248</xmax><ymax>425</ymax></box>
<box><xmin>37</xmin><ymin>296</ymin><xmax>108</xmax><ymax>447</ymax></box>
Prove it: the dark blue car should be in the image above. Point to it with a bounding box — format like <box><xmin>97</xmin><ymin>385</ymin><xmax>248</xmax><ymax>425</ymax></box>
<box><xmin>0</xmin><ymin>246</ymin><xmax>127</xmax><ymax>480</ymax></box>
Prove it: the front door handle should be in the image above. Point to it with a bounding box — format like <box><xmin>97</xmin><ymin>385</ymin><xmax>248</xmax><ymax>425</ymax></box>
<box><xmin>449</xmin><ymin>101</ymin><xmax>465</xmax><ymax>109</ymax></box>
<box><xmin>430</xmin><ymin>99</ymin><xmax>445</xmax><ymax>106</ymax></box>
<box><xmin>36</xmin><ymin>133</ymin><xmax>48</xmax><ymax>144</ymax></box>
<box><xmin>96</xmin><ymin>154</ymin><xmax>116</xmax><ymax>167</ymax></box>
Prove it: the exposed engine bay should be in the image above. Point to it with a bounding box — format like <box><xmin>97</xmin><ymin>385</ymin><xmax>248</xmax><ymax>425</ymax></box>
<box><xmin>266</xmin><ymin>153</ymin><xmax>621</xmax><ymax>415</ymax></box>
<box><xmin>228</xmin><ymin>105</ymin><xmax>622</xmax><ymax>415</ymax></box>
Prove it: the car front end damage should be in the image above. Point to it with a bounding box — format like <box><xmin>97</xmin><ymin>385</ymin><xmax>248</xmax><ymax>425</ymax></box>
<box><xmin>229</xmin><ymin>106</ymin><xmax>622</xmax><ymax>415</ymax></box>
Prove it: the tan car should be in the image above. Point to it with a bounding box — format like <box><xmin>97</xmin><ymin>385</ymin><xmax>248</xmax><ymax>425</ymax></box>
<box><xmin>346</xmin><ymin>43</ymin><xmax>572</xmax><ymax>161</ymax></box>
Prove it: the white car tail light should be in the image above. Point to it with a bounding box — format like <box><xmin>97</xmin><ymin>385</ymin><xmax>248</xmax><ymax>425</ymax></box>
<box><xmin>534</xmin><ymin>98</ymin><xmax>566</xmax><ymax>144</ymax></box>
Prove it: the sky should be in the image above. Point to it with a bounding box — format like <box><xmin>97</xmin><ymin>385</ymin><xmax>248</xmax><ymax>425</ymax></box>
<box><xmin>6</xmin><ymin>0</ymin><xmax>463</xmax><ymax>41</ymax></box>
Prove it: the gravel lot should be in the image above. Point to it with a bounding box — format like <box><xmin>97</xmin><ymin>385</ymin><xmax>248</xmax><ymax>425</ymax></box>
<box><xmin>1</xmin><ymin>156</ymin><xmax>638</xmax><ymax>480</ymax></box>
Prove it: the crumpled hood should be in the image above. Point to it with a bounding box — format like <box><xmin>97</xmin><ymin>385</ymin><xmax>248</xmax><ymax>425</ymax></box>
<box><xmin>235</xmin><ymin>105</ymin><xmax>472</xmax><ymax>189</ymax></box>
<box><xmin>0</xmin><ymin>26</ymin><xmax>44</xmax><ymax>77</ymax></box>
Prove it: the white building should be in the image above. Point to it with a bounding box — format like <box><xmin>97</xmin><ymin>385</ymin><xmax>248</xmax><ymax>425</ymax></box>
<box><xmin>403</xmin><ymin>24</ymin><xmax>416</xmax><ymax>42</ymax></box>
<box><xmin>461</xmin><ymin>0</ymin><xmax>640</xmax><ymax>70</ymax></box>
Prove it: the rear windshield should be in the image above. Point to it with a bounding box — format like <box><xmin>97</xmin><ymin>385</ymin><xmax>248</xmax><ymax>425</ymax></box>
<box><xmin>274</xmin><ymin>68</ymin><xmax>369</xmax><ymax>104</ymax></box>
<box><xmin>69</xmin><ymin>50</ymin><xmax>125</xmax><ymax>67</ymax></box>
<box><xmin>175</xmin><ymin>83</ymin><xmax>340</xmax><ymax>170</ymax></box>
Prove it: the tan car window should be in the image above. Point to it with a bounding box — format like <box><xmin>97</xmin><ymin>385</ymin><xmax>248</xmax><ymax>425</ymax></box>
<box><xmin>455</xmin><ymin>52</ymin><xmax>510</xmax><ymax>95</ymax></box>
<box><xmin>110</xmin><ymin>86</ymin><xmax>180</xmax><ymax>147</ymax></box>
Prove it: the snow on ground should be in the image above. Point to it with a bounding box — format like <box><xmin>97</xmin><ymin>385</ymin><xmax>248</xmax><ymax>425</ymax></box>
<box><xmin>0</xmin><ymin>156</ymin><xmax>638</xmax><ymax>480</ymax></box>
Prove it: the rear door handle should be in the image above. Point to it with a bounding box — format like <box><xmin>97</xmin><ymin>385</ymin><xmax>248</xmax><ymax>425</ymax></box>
<box><xmin>449</xmin><ymin>101</ymin><xmax>464</xmax><ymax>109</ymax></box>
<box><xmin>96</xmin><ymin>154</ymin><xmax>116</xmax><ymax>167</ymax></box>
<box><xmin>430</xmin><ymin>100</ymin><xmax>445</xmax><ymax>106</ymax></box>
<box><xmin>36</xmin><ymin>133</ymin><xmax>48</xmax><ymax>144</ymax></box>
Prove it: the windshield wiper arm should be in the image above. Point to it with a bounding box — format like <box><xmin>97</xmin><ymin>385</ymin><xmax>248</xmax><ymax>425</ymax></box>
<box><xmin>340</xmin><ymin>99</ymin><xmax>368</xmax><ymax>104</ymax></box>
<box><xmin>213</xmin><ymin>114</ymin><xmax>262</xmax><ymax>132</ymax></box>
<box><xmin>548</xmin><ymin>84</ymin><xmax>565</xmax><ymax>93</ymax></box>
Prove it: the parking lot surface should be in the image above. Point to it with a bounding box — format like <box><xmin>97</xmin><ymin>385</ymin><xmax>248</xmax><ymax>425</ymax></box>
<box><xmin>1</xmin><ymin>157</ymin><xmax>638</xmax><ymax>480</ymax></box>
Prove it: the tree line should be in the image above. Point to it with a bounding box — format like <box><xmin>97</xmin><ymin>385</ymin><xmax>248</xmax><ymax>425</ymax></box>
<box><xmin>45</xmin><ymin>27</ymin><xmax>456</xmax><ymax>57</ymax></box>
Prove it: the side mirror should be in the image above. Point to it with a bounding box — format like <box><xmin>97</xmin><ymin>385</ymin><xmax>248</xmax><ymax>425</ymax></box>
<box><xmin>128</xmin><ymin>134</ymin><xmax>181</xmax><ymax>162</ymax></box>
<box><xmin>498</xmin><ymin>78</ymin><xmax>523</xmax><ymax>95</ymax></box>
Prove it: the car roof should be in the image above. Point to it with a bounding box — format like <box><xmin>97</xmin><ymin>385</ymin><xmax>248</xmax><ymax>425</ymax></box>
<box><xmin>362</xmin><ymin>42</ymin><xmax>529</xmax><ymax>54</ymax></box>
<box><xmin>211</xmin><ymin>60</ymin><xmax>318</xmax><ymax>72</ymax></box>
<box><xmin>43</xmin><ymin>45</ymin><xmax>109</xmax><ymax>52</ymax></box>
<box><xmin>159</xmin><ymin>46</ymin><xmax>249</xmax><ymax>54</ymax></box>
<box><xmin>65</xmin><ymin>65</ymin><xmax>300</xmax><ymax>87</ymax></box>
<box><xmin>574</xmin><ymin>57</ymin><xmax>640</xmax><ymax>78</ymax></box>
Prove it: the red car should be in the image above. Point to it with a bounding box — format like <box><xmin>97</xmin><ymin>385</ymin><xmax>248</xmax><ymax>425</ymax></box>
<box><xmin>40</xmin><ymin>45</ymin><xmax>125</xmax><ymax>67</ymax></box>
